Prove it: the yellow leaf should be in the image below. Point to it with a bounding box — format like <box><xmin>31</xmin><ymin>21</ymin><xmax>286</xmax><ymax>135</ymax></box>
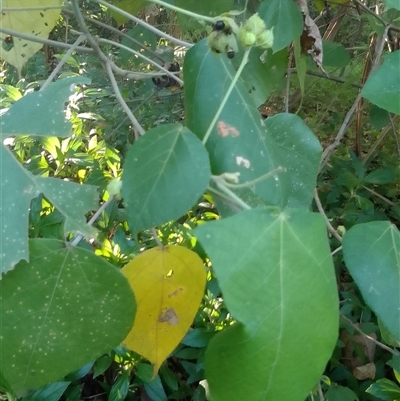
<box><xmin>0</xmin><ymin>0</ymin><xmax>62</xmax><ymax>75</ymax></box>
<box><xmin>121</xmin><ymin>245</ymin><xmax>206</xmax><ymax>375</ymax></box>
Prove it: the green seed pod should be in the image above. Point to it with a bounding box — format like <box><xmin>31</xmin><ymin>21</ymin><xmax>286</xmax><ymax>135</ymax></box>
<box><xmin>255</xmin><ymin>28</ymin><xmax>274</xmax><ymax>49</ymax></box>
<box><xmin>238</xmin><ymin>30</ymin><xmax>256</xmax><ymax>47</ymax></box>
<box><xmin>243</xmin><ymin>13</ymin><xmax>266</xmax><ymax>37</ymax></box>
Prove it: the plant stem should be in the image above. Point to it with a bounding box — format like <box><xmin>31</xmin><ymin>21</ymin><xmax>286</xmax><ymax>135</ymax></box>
<box><xmin>92</xmin><ymin>0</ymin><xmax>193</xmax><ymax>48</ymax></box>
<box><xmin>202</xmin><ymin>47</ymin><xmax>251</xmax><ymax>145</ymax></box>
<box><xmin>99</xmin><ymin>38</ymin><xmax>183</xmax><ymax>86</ymax></box>
<box><xmin>314</xmin><ymin>188</ymin><xmax>342</xmax><ymax>242</ymax></box>
<box><xmin>210</xmin><ymin>177</ymin><xmax>252</xmax><ymax>210</ymax></box>
<box><xmin>149</xmin><ymin>0</ymin><xmax>216</xmax><ymax>24</ymax></box>
<box><xmin>70</xmin><ymin>197</ymin><xmax>115</xmax><ymax>246</ymax></box>
<box><xmin>341</xmin><ymin>314</ymin><xmax>400</xmax><ymax>355</ymax></box>
<box><xmin>218</xmin><ymin>166</ymin><xmax>285</xmax><ymax>189</ymax></box>
<box><xmin>40</xmin><ymin>34</ymin><xmax>86</xmax><ymax>92</ymax></box>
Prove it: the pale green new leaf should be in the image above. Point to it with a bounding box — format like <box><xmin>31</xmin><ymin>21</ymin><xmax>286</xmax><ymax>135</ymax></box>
<box><xmin>122</xmin><ymin>124</ymin><xmax>211</xmax><ymax>234</ymax></box>
<box><xmin>343</xmin><ymin>221</ymin><xmax>400</xmax><ymax>341</ymax></box>
<box><xmin>361</xmin><ymin>51</ymin><xmax>400</xmax><ymax>115</ymax></box>
<box><xmin>0</xmin><ymin>239</ymin><xmax>136</xmax><ymax>396</ymax></box>
<box><xmin>195</xmin><ymin>208</ymin><xmax>338</xmax><ymax>401</ymax></box>
<box><xmin>0</xmin><ymin>146</ymin><xmax>98</xmax><ymax>276</ymax></box>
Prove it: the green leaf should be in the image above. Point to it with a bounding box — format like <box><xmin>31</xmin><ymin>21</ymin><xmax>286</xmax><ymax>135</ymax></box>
<box><xmin>120</xmin><ymin>26</ymin><xmax>157</xmax><ymax>66</ymax></box>
<box><xmin>143</xmin><ymin>375</ymin><xmax>168</xmax><ymax>401</ymax></box>
<box><xmin>369</xmin><ymin>104</ymin><xmax>390</xmax><ymax>129</ymax></box>
<box><xmin>122</xmin><ymin>123</ymin><xmax>211</xmax><ymax>234</ymax></box>
<box><xmin>31</xmin><ymin>381</ymin><xmax>71</xmax><ymax>401</ymax></box>
<box><xmin>343</xmin><ymin>221</ymin><xmax>400</xmax><ymax>341</ymax></box>
<box><xmin>388</xmin><ymin>355</ymin><xmax>400</xmax><ymax>374</ymax></box>
<box><xmin>0</xmin><ymin>146</ymin><xmax>99</xmax><ymax>275</ymax></box>
<box><xmin>364</xmin><ymin>168</ymin><xmax>395</xmax><ymax>184</ymax></box>
<box><xmin>184</xmin><ymin>41</ymin><xmax>289</xmax><ymax>210</ymax></box>
<box><xmin>361</xmin><ymin>51</ymin><xmax>400</xmax><ymax>115</ymax></box>
<box><xmin>175</xmin><ymin>0</ymin><xmax>234</xmax><ymax>31</ymax></box>
<box><xmin>93</xmin><ymin>355</ymin><xmax>113</xmax><ymax>379</ymax></box>
<box><xmin>265</xmin><ymin>113</ymin><xmax>322</xmax><ymax>209</ymax></box>
<box><xmin>379</xmin><ymin>319</ymin><xmax>400</xmax><ymax>348</ymax></box>
<box><xmin>0</xmin><ymin>239</ymin><xmax>136</xmax><ymax>396</ymax></box>
<box><xmin>0</xmin><ymin>77</ymin><xmax>90</xmax><ymax>139</ymax></box>
<box><xmin>366</xmin><ymin>379</ymin><xmax>400</xmax><ymax>400</ymax></box>
<box><xmin>384</xmin><ymin>0</ymin><xmax>400</xmax><ymax>11</ymax></box>
<box><xmin>323</xmin><ymin>41</ymin><xmax>351</xmax><ymax>68</ymax></box>
<box><xmin>109</xmin><ymin>0</ymin><xmax>148</xmax><ymax>26</ymax></box>
<box><xmin>258</xmin><ymin>0</ymin><xmax>303</xmax><ymax>53</ymax></box>
<box><xmin>108</xmin><ymin>372</ymin><xmax>130</xmax><ymax>401</ymax></box>
<box><xmin>194</xmin><ymin>208</ymin><xmax>338</xmax><ymax>401</ymax></box>
<box><xmin>241</xmin><ymin>47</ymin><xmax>288</xmax><ymax>107</ymax></box>
<box><xmin>326</xmin><ymin>384</ymin><xmax>359</xmax><ymax>401</ymax></box>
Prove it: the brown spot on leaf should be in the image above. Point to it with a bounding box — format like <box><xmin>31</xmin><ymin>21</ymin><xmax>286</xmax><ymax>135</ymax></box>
<box><xmin>168</xmin><ymin>287</ymin><xmax>183</xmax><ymax>298</ymax></box>
<box><xmin>217</xmin><ymin>121</ymin><xmax>239</xmax><ymax>137</ymax></box>
<box><xmin>158</xmin><ymin>307</ymin><xmax>179</xmax><ymax>325</ymax></box>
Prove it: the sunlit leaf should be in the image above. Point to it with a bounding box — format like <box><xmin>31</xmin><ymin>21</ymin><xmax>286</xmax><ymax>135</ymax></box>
<box><xmin>0</xmin><ymin>0</ymin><xmax>62</xmax><ymax>75</ymax></box>
<box><xmin>343</xmin><ymin>221</ymin><xmax>400</xmax><ymax>341</ymax></box>
<box><xmin>195</xmin><ymin>208</ymin><xmax>338</xmax><ymax>401</ymax></box>
<box><xmin>0</xmin><ymin>146</ymin><xmax>98</xmax><ymax>275</ymax></box>
<box><xmin>121</xmin><ymin>245</ymin><xmax>206</xmax><ymax>376</ymax></box>
<box><xmin>122</xmin><ymin>124</ymin><xmax>211</xmax><ymax>234</ymax></box>
<box><xmin>0</xmin><ymin>77</ymin><xmax>90</xmax><ymax>139</ymax></box>
<box><xmin>0</xmin><ymin>239</ymin><xmax>136</xmax><ymax>396</ymax></box>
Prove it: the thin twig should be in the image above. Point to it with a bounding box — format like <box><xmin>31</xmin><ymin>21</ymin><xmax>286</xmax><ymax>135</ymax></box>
<box><xmin>319</xmin><ymin>25</ymin><xmax>390</xmax><ymax>172</ymax></box>
<box><xmin>0</xmin><ymin>26</ymin><xmax>94</xmax><ymax>53</ymax></box>
<box><xmin>314</xmin><ymin>188</ymin><xmax>342</xmax><ymax>242</ymax></box>
<box><xmin>151</xmin><ymin>227</ymin><xmax>164</xmax><ymax>247</ymax></box>
<box><xmin>287</xmin><ymin>68</ymin><xmax>363</xmax><ymax>88</ymax></box>
<box><xmin>340</xmin><ymin>314</ymin><xmax>400</xmax><ymax>355</ymax></box>
<box><xmin>70</xmin><ymin>197</ymin><xmax>115</xmax><ymax>246</ymax></box>
<box><xmin>93</xmin><ymin>0</ymin><xmax>193</xmax><ymax>48</ymax></box>
<box><xmin>40</xmin><ymin>34</ymin><xmax>86</xmax><ymax>92</ymax></box>
<box><xmin>70</xmin><ymin>1</ymin><xmax>161</xmax><ymax>81</ymax></box>
<box><xmin>71</xmin><ymin>0</ymin><xmax>145</xmax><ymax>137</ymax></box>
<box><xmin>98</xmin><ymin>38</ymin><xmax>183</xmax><ymax>86</ymax></box>
<box><xmin>362</xmin><ymin>186</ymin><xmax>396</xmax><ymax>206</ymax></box>
<box><xmin>105</xmin><ymin>63</ymin><xmax>145</xmax><ymax>138</ymax></box>
<box><xmin>62</xmin><ymin>7</ymin><xmax>166</xmax><ymax>64</ymax></box>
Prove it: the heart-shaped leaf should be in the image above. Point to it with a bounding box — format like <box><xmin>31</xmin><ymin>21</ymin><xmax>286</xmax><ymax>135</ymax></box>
<box><xmin>122</xmin><ymin>123</ymin><xmax>211</xmax><ymax>234</ymax></box>
<box><xmin>343</xmin><ymin>221</ymin><xmax>400</xmax><ymax>341</ymax></box>
<box><xmin>0</xmin><ymin>239</ymin><xmax>136</xmax><ymax>396</ymax></box>
<box><xmin>195</xmin><ymin>208</ymin><xmax>338</xmax><ymax>401</ymax></box>
<box><xmin>121</xmin><ymin>245</ymin><xmax>206</xmax><ymax>375</ymax></box>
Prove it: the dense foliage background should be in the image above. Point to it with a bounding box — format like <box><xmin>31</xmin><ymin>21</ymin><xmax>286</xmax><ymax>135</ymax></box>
<box><xmin>0</xmin><ymin>1</ymin><xmax>399</xmax><ymax>401</ymax></box>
